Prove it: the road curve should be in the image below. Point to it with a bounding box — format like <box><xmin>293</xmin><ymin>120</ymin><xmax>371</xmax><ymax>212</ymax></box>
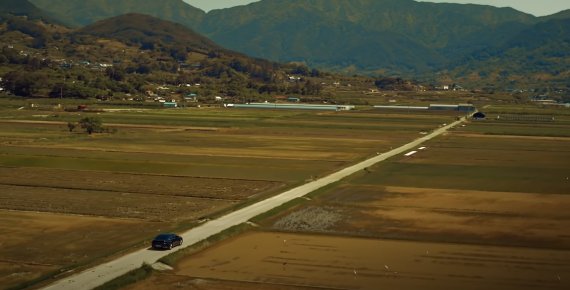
<box><xmin>41</xmin><ymin>117</ymin><xmax>466</xmax><ymax>290</ymax></box>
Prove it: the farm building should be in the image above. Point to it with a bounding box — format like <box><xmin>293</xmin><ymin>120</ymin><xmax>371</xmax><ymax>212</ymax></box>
<box><xmin>227</xmin><ymin>103</ymin><xmax>355</xmax><ymax>111</ymax></box>
<box><xmin>457</xmin><ymin>104</ymin><xmax>476</xmax><ymax>112</ymax></box>
<box><xmin>429</xmin><ymin>104</ymin><xmax>475</xmax><ymax>112</ymax></box>
<box><xmin>429</xmin><ymin>104</ymin><xmax>460</xmax><ymax>111</ymax></box>
<box><xmin>163</xmin><ymin>102</ymin><xmax>178</xmax><ymax>108</ymax></box>
<box><xmin>374</xmin><ymin>105</ymin><xmax>429</xmax><ymax>110</ymax></box>
<box><xmin>375</xmin><ymin>104</ymin><xmax>475</xmax><ymax>112</ymax></box>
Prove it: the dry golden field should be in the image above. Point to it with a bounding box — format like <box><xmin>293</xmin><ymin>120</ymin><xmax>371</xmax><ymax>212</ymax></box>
<box><xmin>0</xmin><ymin>104</ymin><xmax>461</xmax><ymax>289</ymax></box>
<box><xmin>127</xmin><ymin>232</ymin><xmax>570</xmax><ymax>290</ymax></box>
<box><xmin>129</xmin><ymin>105</ymin><xmax>570</xmax><ymax>290</ymax></box>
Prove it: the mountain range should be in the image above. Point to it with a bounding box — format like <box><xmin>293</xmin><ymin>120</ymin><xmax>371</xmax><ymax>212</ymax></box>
<box><xmin>16</xmin><ymin>0</ymin><xmax>570</xmax><ymax>87</ymax></box>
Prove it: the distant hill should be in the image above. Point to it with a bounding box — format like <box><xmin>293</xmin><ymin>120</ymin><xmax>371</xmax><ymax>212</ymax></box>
<box><xmin>30</xmin><ymin>0</ymin><xmax>205</xmax><ymax>28</ymax></box>
<box><xmin>27</xmin><ymin>0</ymin><xmax>570</xmax><ymax>87</ymax></box>
<box><xmin>78</xmin><ymin>13</ymin><xmax>220</xmax><ymax>54</ymax></box>
<box><xmin>0</xmin><ymin>0</ymin><xmax>58</xmax><ymax>23</ymax></box>
<box><xmin>1</xmin><ymin>13</ymin><xmax>317</xmax><ymax>100</ymax></box>
<box><xmin>0</xmin><ymin>0</ymin><xmax>41</xmax><ymax>15</ymax></box>
<box><xmin>447</xmin><ymin>17</ymin><xmax>570</xmax><ymax>87</ymax></box>
<box><xmin>198</xmin><ymin>0</ymin><xmax>538</xmax><ymax>73</ymax></box>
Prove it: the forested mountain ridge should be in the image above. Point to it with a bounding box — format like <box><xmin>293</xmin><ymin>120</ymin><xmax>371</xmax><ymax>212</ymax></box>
<box><xmin>31</xmin><ymin>0</ymin><xmax>205</xmax><ymax>28</ymax></box>
<box><xmin>1</xmin><ymin>13</ymin><xmax>333</xmax><ymax>101</ymax></box>
<box><xmin>18</xmin><ymin>0</ymin><xmax>570</xmax><ymax>88</ymax></box>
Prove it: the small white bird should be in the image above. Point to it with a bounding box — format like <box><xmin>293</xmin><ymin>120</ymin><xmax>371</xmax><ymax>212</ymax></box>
<box><xmin>384</xmin><ymin>265</ymin><xmax>390</xmax><ymax>271</ymax></box>
<box><xmin>353</xmin><ymin>269</ymin><xmax>357</xmax><ymax>276</ymax></box>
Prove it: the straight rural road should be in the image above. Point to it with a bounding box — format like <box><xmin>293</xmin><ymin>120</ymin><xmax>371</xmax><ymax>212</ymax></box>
<box><xmin>42</xmin><ymin>117</ymin><xmax>466</xmax><ymax>290</ymax></box>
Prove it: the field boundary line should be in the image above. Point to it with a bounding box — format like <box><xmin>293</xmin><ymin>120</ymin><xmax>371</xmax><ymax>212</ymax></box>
<box><xmin>0</xmin><ymin>182</ymin><xmax>246</xmax><ymax>202</ymax></box>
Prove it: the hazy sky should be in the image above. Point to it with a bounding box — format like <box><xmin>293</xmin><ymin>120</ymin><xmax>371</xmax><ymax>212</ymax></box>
<box><xmin>183</xmin><ymin>0</ymin><xmax>570</xmax><ymax>16</ymax></box>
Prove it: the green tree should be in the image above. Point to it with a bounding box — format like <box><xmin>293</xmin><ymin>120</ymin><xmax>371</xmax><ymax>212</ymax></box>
<box><xmin>79</xmin><ymin>117</ymin><xmax>102</xmax><ymax>135</ymax></box>
<box><xmin>67</xmin><ymin>122</ymin><xmax>76</xmax><ymax>132</ymax></box>
<box><xmin>2</xmin><ymin>70</ymin><xmax>49</xmax><ymax>97</ymax></box>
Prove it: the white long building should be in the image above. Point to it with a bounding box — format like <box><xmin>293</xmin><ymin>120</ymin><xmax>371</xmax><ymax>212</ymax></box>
<box><xmin>227</xmin><ymin>103</ymin><xmax>355</xmax><ymax>111</ymax></box>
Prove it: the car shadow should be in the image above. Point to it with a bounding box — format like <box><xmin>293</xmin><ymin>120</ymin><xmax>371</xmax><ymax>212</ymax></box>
<box><xmin>147</xmin><ymin>247</ymin><xmax>169</xmax><ymax>251</ymax></box>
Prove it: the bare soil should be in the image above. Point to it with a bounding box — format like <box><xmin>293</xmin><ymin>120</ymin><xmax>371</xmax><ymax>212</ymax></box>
<box><xmin>124</xmin><ymin>275</ymin><xmax>316</xmax><ymax>290</ymax></box>
<box><xmin>152</xmin><ymin>232</ymin><xmax>570</xmax><ymax>290</ymax></box>
<box><xmin>271</xmin><ymin>185</ymin><xmax>570</xmax><ymax>250</ymax></box>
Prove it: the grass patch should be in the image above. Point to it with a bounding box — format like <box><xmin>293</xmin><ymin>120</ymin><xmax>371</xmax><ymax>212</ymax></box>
<box><xmin>93</xmin><ymin>263</ymin><xmax>154</xmax><ymax>290</ymax></box>
<box><xmin>6</xmin><ymin>269</ymin><xmax>62</xmax><ymax>290</ymax></box>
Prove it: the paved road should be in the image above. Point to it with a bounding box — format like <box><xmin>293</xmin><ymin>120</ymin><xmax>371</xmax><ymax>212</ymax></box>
<box><xmin>41</xmin><ymin>117</ymin><xmax>466</xmax><ymax>290</ymax></box>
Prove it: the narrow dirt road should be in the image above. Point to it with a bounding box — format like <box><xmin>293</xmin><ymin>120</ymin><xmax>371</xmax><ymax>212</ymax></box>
<box><xmin>41</xmin><ymin>117</ymin><xmax>466</xmax><ymax>290</ymax></box>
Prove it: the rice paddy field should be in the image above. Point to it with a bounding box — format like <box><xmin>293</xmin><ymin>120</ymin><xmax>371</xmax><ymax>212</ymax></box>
<box><xmin>0</xmin><ymin>97</ymin><xmax>462</xmax><ymax>289</ymax></box>
<box><xmin>128</xmin><ymin>104</ymin><xmax>570</xmax><ymax>290</ymax></box>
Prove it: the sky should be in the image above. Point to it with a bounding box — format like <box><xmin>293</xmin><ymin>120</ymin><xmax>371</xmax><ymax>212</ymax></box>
<box><xmin>183</xmin><ymin>0</ymin><xmax>570</xmax><ymax>16</ymax></box>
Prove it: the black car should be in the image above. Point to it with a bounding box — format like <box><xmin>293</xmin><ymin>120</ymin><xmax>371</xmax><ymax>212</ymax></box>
<box><xmin>151</xmin><ymin>233</ymin><xmax>183</xmax><ymax>250</ymax></box>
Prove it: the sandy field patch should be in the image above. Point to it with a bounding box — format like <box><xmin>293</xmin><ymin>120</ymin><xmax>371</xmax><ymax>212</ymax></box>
<box><xmin>125</xmin><ymin>275</ymin><xmax>316</xmax><ymax>290</ymax></box>
<box><xmin>306</xmin><ymin>185</ymin><xmax>570</xmax><ymax>249</ymax></box>
<box><xmin>165</xmin><ymin>232</ymin><xmax>570</xmax><ymax>290</ymax></box>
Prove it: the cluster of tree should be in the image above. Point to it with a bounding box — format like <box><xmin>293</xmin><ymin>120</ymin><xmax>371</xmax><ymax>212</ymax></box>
<box><xmin>49</xmin><ymin>82</ymin><xmax>105</xmax><ymax>99</ymax></box>
<box><xmin>6</xmin><ymin>17</ymin><xmax>50</xmax><ymax>48</ymax></box>
<box><xmin>0</xmin><ymin>15</ymin><xmax>332</xmax><ymax>100</ymax></box>
<box><xmin>1</xmin><ymin>70</ymin><xmax>49</xmax><ymax>97</ymax></box>
<box><xmin>256</xmin><ymin>80</ymin><xmax>322</xmax><ymax>95</ymax></box>
<box><xmin>288</xmin><ymin>64</ymin><xmax>321</xmax><ymax>77</ymax></box>
<box><xmin>374</xmin><ymin>77</ymin><xmax>418</xmax><ymax>91</ymax></box>
<box><xmin>0</xmin><ymin>47</ymin><xmax>49</xmax><ymax>67</ymax></box>
<box><xmin>68</xmin><ymin>117</ymin><xmax>115</xmax><ymax>135</ymax></box>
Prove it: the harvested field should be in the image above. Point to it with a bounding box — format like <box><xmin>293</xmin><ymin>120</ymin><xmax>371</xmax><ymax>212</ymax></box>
<box><xmin>0</xmin><ymin>145</ymin><xmax>341</xmax><ymax>182</ymax></box>
<box><xmin>124</xmin><ymin>276</ymin><xmax>316</xmax><ymax>290</ymax></box>
<box><xmin>0</xmin><ymin>184</ymin><xmax>236</xmax><ymax>221</ymax></box>
<box><xmin>0</xmin><ymin>210</ymin><xmax>166</xmax><ymax>290</ymax></box>
<box><xmin>275</xmin><ymin>185</ymin><xmax>570</xmax><ymax>249</ymax></box>
<box><xmin>144</xmin><ymin>232</ymin><xmax>570</xmax><ymax>290</ymax></box>
<box><xmin>0</xmin><ymin>167</ymin><xmax>282</xmax><ymax>200</ymax></box>
<box><xmin>114</xmin><ymin>105</ymin><xmax>570</xmax><ymax>290</ymax></box>
<box><xmin>353</xmin><ymin>135</ymin><xmax>570</xmax><ymax>194</ymax></box>
<box><xmin>262</xmin><ymin>131</ymin><xmax>570</xmax><ymax>248</ymax></box>
<box><xmin>458</xmin><ymin>119</ymin><xmax>570</xmax><ymax>137</ymax></box>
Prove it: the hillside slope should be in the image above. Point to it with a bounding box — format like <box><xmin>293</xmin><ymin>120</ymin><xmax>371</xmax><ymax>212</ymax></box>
<box><xmin>199</xmin><ymin>0</ymin><xmax>537</xmax><ymax>72</ymax></box>
<box><xmin>1</xmin><ymin>14</ymin><xmax>329</xmax><ymax>100</ymax></box>
<box><xmin>448</xmin><ymin>17</ymin><xmax>570</xmax><ymax>87</ymax></box>
<box><xmin>0</xmin><ymin>0</ymin><xmax>59</xmax><ymax>23</ymax></box>
<box><xmin>78</xmin><ymin>13</ymin><xmax>220</xmax><ymax>53</ymax></box>
<box><xmin>31</xmin><ymin>0</ymin><xmax>205</xmax><ymax>28</ymax></box>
